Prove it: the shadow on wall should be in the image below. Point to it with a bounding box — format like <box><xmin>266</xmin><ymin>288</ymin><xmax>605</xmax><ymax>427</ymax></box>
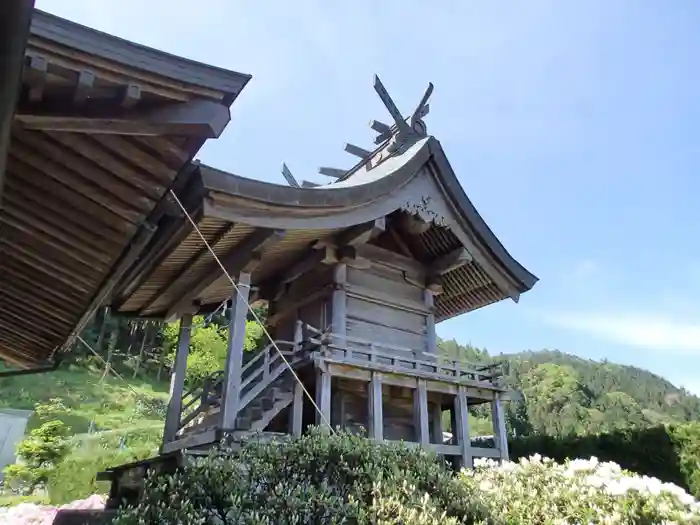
<box><xmin>0</xmin><ymin>408</ymin><xmax>33</xmax><ymax>480</ymax></box>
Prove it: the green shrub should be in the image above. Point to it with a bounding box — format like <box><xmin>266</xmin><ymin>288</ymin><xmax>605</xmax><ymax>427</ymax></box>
<box><xmin>509</xmin><ymin>422</ymin><xmax>700</xmax><ymax>497</ymax></box>
<box><xmin>48</xmin><ymin>443</ymin><xmax>156</xmax><ymax>504</ymax></box>
<box><xmin>3</xmin><ymin>399</ymin><xmax>71</xmax><ymax>493</ymax></box>
<box><xmin>113</xmin><ymin>428</ymin><xmax>484</xmax><ymax>524</ymax></box>
<box><xmin>0</xmin><ymin>493</ymin><xmax>49</xmax><ymax>507</ymax></box>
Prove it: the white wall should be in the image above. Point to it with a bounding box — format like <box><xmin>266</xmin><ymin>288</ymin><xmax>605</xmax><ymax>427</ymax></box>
<box><xmin>0</xmin><ymin>409</ymin><xmax>32</xmax><ymax>480</ymax></box>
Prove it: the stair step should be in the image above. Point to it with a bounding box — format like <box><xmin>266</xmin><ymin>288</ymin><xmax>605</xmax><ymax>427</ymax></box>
<box><xmin>235</xmin><ymin>416</ymin><xmax>251</xmax><ymax>430</ymax></box>
<box><xmin>259</xmin><ymin>397</ymin><xmax>274</xmax><ymax>411</ymax></box>
<box><xmin>271</xmin><ymin>386</ymin><xmax>291</xmax><ymax>401</ymax></box>
<box><xmin>244</xmin><ymin>406</ymin><xmax>263</xmax><ymax>420</ymax></box>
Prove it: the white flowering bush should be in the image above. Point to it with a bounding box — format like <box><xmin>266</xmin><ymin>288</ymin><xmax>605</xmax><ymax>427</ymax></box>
<box><xmin>7</xmin><ymin>433</ymin><xmax>697</xmax><ymax>524</ymax></box>
<box><xmin>460</xmin><ymin>454</ymin><xmax>700</xmax><ymax>524</ymax></box>
<box><xmin>0</xmin><ymin>494</ymin><xmax>105</xmax><ymax>525</ymax></box>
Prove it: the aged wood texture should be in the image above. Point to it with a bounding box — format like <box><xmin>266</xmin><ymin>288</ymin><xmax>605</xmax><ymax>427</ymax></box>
<box><xmin>220</xmin><ymin>275</ymin><xmax>251</xmax><ymax>430</ymax></box>
<box><xmin>0</xmin><ymin>10</ymin><xmax>250</xmax><ymax>367</ymax></box>
<box><xmin>163</xmin><ymin>314</ymin><xmax>192</xmax><ymax>445</ymax></box>
<box><xmin>345</xmin><ymin>260</ymin><xmax>428</xmax><ymax>358</ymax></box>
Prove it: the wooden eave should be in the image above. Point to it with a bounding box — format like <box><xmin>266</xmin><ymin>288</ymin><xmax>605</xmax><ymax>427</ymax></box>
<box><xmin>111</xmin><ymin>135</ymin><xmax>537</xmax><ymax>323</ymax></box>
<box><xmin>0</xmin><ymin>9</ymin><xmax>251</xmax><ymax>368</ymax></box>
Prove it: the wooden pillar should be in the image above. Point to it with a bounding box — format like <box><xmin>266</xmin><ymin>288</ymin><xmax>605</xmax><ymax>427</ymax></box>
<box><xmin>414</xmin><ymin>379</ymin><xmax>429</xmax><ymax>446</ymax></box>
<box><xmin>368</xmin><ymin>372</ymin><xmax>383</xmax><ymax>440</ymax></box>
<box><xmin>423</xmin><ymin>290</ymin><xmax>437</xmax><ymax>355</ymax></box>
<box><xmin>431</xmin><ymin>395</ymin><xmax>444</xmax><ymax>444</ymax></box>
<box><xmin>220</xmin><ymin>273</ymin><xmax>251</xmax><ymax>430</ymax></box>
<box><xmin>163</xmin><ymin>314</ymin><xmax>193</xmax><ymax>444</ymax></box>
<box><xmin>491</xmin><ymin>395</ymin><xmax>509</xmax><ymax>460</ymax></box>
<box><xmin>290</xmin><ymin>381</ymin><xmax>304</xmax><ymax>437</ymax></box>
<box><xmin>331</xmin><ymin>263</ymin><xmax>347</xmax><ymax>351</ymax></box>
<box><xmin>454</xmin><ymin>386</ymin><xmax>472</xmax><ymax>468</ymax></box>
<box><xmin>315</xmin><ymin>367</ymin><xmax>332</xmax><ymax>429</ymax></box>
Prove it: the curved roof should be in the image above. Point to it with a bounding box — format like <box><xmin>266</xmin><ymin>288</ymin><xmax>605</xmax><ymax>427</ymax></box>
<box><xmin>201</xmin><ymin>135</ymin><xmax>537</xmax><ymax>299</ymax></box>
<box><xmin>113</xmin><ymin>129</ymin><xmax>537</xmax><ymax>322</ymax></box>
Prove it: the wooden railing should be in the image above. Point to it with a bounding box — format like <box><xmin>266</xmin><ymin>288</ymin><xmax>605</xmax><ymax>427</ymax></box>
<box><xmin>177</xmin><ymin>331</ymin><xmax>309</xmax><ymax>435</ymax></box>
<box><xmin>311</xmin><ymin>330</ymin><xmax>502</xmax><ymax>386</ymax></box>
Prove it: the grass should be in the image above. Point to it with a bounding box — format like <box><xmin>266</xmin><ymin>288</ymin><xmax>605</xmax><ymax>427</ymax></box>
<box><xmin>0</xmin><ymin>362</ymin><xmax>169</xmax><ymax>434</ymax></box>
<box><xmin>1</xmin><ymin>362</ymin><xmax>169</xmax><ymax>504</ymax></box>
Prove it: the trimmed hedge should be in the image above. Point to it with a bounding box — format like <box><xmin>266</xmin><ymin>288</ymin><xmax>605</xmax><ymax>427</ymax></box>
<box><xmin>109</xmin><ymin>428</ymin><xmax>700</xmax><ymax>524</ymax></box>
<box><xmin>509</xmin><ymin>423</ymin><xmax>700</xmax><ymax>497</ymax></box>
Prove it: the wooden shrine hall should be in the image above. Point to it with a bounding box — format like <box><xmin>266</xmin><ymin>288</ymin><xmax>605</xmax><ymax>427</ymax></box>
<box><xmin>0</xmin><ymin>2</ymin><xmax>538</xmax><ymax>516</ymax></box>
<box><xmin>103</xmin><ymin>73</ymin><xmax>539</xmax><ymax>480</ymax></box>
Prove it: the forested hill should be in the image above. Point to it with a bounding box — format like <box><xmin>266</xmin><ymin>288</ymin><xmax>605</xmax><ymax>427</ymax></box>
<box><xmin>439</xmin><ymin>339</ymin><xmax>700</xmax><ymax>437</ymax></box>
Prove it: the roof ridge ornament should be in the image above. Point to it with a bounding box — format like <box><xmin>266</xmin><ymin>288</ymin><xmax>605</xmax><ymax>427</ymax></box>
<box><xmin>313</xmin><ymin>76</ymin><xmax>434</xmax><ymax>186</ymax></box>
<box><xmin>372</xmin><ymin>75</ymin><xmax>433</xmax><ymax>152</ymax></box>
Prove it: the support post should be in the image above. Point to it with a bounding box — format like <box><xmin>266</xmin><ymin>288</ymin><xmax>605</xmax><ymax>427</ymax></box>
<box><xmin>220</xmin><ymin>273</ymin><xmax>251</xmax><ymax>430</ymax></box>
<box><xmin>162</xmin><ymin>314</ymin><xmax>192</xmax><ymax>444</ymax></box>
<box><xmin>414</xmin><ymin>379</ymin><xmax>429</xmax><ymax>446</ymax></box>
<box><xmin>368</xmin><ymin>372</ymin><xmax>383</xmax><ymax>440</ymax></box>
<box><xmin>491</xmin><ymin>395</ymin><xmax>509</xmax><ymax>460</ymax></box>
<box><xmin>331</xmin><ymin>263</ymin><xmax>347</xmax><ymax>352</ymax></box>
<box><xmin>291</xmin><ymin>381</ymin><xmax>304</xmax><ymax>437</ymax></box>
<box><xmin>431</xmin><ymin>395</ymin><xmax>444</xmax><ymax>444</ymax></box>
<box><xmin>455</xmin><ymin>386</ymin><xmax>472</xmax><ymax>469</ymax></box>
<box><xmin>423</xmin><ymin>290</ymin><xmax>437</xmax><ymax>355</ymax></box>
<box><xmin>315</xmin><ymin>367</ymin><xmax>332</xmax><ymax>429</ymax></box>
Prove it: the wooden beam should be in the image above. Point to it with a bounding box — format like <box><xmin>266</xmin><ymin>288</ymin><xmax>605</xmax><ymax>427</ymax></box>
<box><xmin>415</xmin><ymin>379</ymin><xmax>430</xmax><ymax>447</ymax></box>
<box><xmin>120</xmin><ymin>84</ymin><xmax>141</xmax><ymax>109</ymax></box>
<box><xmin>276</xmin><ymin>245</ymin><xmax>336</xmax><ymax>291</ymax></box>
<box><xmin>318</xmin><ymin>167</ymin><xmax>346</xmax><ymax>179</ymax></box>
<box><xmin>15</xmin><ymin>99</ymin><xmax>231</xmax><ymax>138</ymax></box>
<box><xmin>356</xmin><ymin>243</ymin><xmax>424</xmax><ymax>275</ymax></box>
<box><xmin>164</xmin><ymin>228</ymin><xmax>283</xmax><ymax>321</ymax></box>
<box><xmin>220</xmin><ymin>275</ymin><xmax>251</xmax><ymax>430</ymax></box>
<box><xmin>388</xmin><ymin>227</ymin><xmax>414</xmax><ymax>258</ymax></box>
<box><xmin>432</xmin><ymin>397</ymin><xmax>444</xmax><ymax>445</ymax></box>
<box><xmin>331</xmin><ymin>263</ymin><xmax>347</xmax><ymax>345</ymax></box>
<box><xmin>162</xmin><ymin>314</ymin><xmax>192</xmax><ymax>446</ymax></box>
<box><xmin>424</xmin><ymin>289</ymin><xmax>437</xmax><ymax>354</ymax></box>
<box><xmin>344</xmin><ymin>143</ymin><xmax>372</xmax><ymax>159</ymax></box>
<box><xmin>137</xmin><ymin>223</ymin><xmax>232</xmax><ymax>314</ymax></box>
<box><xmin>338</xmin><ymin>218</ymin><xmax>386</xmax><ymax>247</ymax></box>
<box><xmin>0</xmin><ymin>0</ymin><xmax>34</xmax><ymax>207</ymax></box>
<box><xmin>491</xmin><ymin>395</ymin><xmax>509</xmax><ymax>460</ymax></box>
<box><xmin>291</xmin><ymin>381</ymin><xmax>304</xmax><ymax>437</ymax></box>
<box><xmin>316</xmin><ymin>367</ymin><xmax>332</xmax><ymax>428</ymax></box>
<box><xmin>433</xmin><ymin>248</ymin><xmax>473</xmax><ymax>275</ymax></box>
<box><xmin>455</xmin><ymin>387</ymin><xmax>473</xmax><ymax>468</ymax></box>
<box><xmin>25</xmin><ymin>55</ymin><xmax>48</xmax><ymax>103</ymax></box>
<box><xmin>281</xmin><ymin>163</ymin><xmax>299</xmax><ymax>187</ymax></box>
<box><xmin>74</xmin><ymin>70</ymin><xmax>95</xmax><ymax>105</ymax></box>
<box><xmin>369</xmin><ymin>119</ymin><xmax>391</xmax><ymax>135</ymax></box>
<box><xmin>260</xmin><ymin>219</ymin><xmax>386</xmax><ymax>303</ymax></box>
<box><xmin>368</xmin><ymin>372</ymin><xmax>383</xmax><ymax>440</ymax></box>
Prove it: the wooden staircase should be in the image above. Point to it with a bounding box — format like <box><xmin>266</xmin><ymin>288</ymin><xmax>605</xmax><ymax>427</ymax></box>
<box><xmin>175</xmin><ymin>338</ymin><xmax>308</xmax><ymax>443</ymax></box>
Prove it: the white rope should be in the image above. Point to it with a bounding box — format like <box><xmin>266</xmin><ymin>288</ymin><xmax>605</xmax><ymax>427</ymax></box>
<box><xmin>168</xmin><ymin>189</ymin><xmax>334</xmax><ymax>433</ymax></box>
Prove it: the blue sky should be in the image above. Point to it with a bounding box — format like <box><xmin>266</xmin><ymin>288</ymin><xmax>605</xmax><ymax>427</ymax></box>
<box><xmin>37</xmin><ymin>1</ymin><xmax>700</xmax><ymax>394</ymax></box>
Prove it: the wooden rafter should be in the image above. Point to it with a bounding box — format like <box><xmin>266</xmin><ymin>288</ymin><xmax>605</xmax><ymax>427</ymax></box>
<box><xmin>163</xmin><ymin>228</ymin><xmax>285</xmax><ymax>321</ymax></box>
<box><xmin>15</xmin><ymin>99</ymin><xmax>231</xmax><ymax>138</ymax></box>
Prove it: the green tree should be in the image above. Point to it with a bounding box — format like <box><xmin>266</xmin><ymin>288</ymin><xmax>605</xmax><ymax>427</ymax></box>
<box><xmin>163</xmin><ymin>316</ymin><xmax>265</xmax><ymax>385</ymax></box>
<box><xmin>3</xmin><ymin>398</ymin><xmax>71</xmax><ymax>494</ymax></box>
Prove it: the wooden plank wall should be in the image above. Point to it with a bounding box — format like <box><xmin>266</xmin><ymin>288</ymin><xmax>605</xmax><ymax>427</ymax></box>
<box><xmin>272</xmin><ymin>265</ymin><xmax>334</xmax><ymax>341</ymax></box>
<box><xmin>333</xmin><ymin>378</ymin><xmax>443</xmax><ymax>442</ymax></box>
<box><xmin>345</xmin><ymin>261</ymin><xmax>429</xmax><ymax>356</ymax></box>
